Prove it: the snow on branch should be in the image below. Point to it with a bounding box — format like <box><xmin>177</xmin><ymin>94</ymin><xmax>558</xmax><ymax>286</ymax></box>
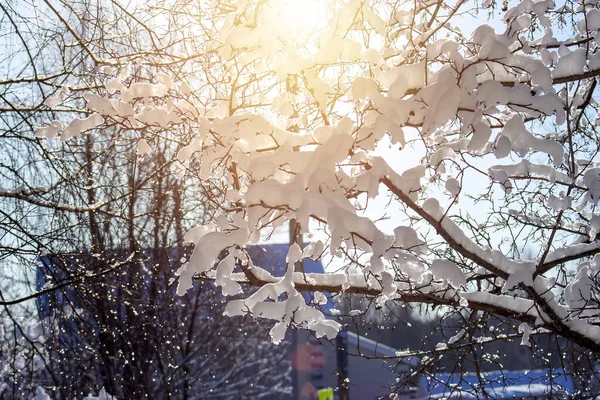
<box><xmin>29</xmin><ymin>0</ymin><xmax>600</xmax><ymax>351</ymax></box>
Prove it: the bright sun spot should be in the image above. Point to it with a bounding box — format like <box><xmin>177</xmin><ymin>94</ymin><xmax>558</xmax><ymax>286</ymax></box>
<box><xmin>264</xmin><ymin>0</ymin><xmax>332</xmax><ymax>44</ymax></box>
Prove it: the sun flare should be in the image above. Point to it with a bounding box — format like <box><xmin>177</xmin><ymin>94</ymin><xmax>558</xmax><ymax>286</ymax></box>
<box><xmin>263</xmin><ymin>0</ymin><xmax>332</xmax><ymax>44</ymax></box>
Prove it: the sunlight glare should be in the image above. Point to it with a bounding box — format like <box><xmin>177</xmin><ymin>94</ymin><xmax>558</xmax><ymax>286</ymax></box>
<box><xmin>263</xmin><ymin>0</ymin><xmax>332</xmax><ymax>44</ymax></box>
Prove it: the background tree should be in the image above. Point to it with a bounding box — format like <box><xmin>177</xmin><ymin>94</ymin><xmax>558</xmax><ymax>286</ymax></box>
<box><xmin>0</xmin><ymin>1</ymin><xmax>291</xmax><ymax>398</ymax></box>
